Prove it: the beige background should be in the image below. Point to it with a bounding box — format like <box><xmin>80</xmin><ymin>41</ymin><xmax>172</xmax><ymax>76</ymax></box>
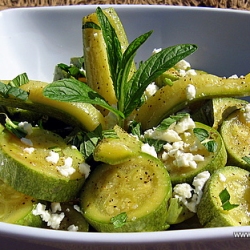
<box><xmin>0</xmin><ymin>0</ymin><xmax>250</xmax><ymax>10</ymax></box>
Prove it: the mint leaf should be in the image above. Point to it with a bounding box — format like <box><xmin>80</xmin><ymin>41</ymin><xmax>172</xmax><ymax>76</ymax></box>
<box><xmin>193</xmin><ymin>128</ymin><xmax>209</xmax><ymax>142</ymax></box>
<box><xmin>0</xmin><ymin>73</ymin><xmax>29</xmax><ymax>100</ymax></box>
<box><xmin>156</xmin><ymin>113</ymin><xmax>188</xmax><ymax>131</ymax></box>
<box><xmin>9</xmin><ymin>73</ymin><xmax>29</xmax><ymax>87</ymax></box>
<box><xmin>96</xmin><ymin>7</ymin><xmax>122</xmax><ymax>86</ymax></box>
<box><xmin>219</xmin><ymin>188</ymin><xmax>239</xmax><ymax>211</ymax></box>
<box><xmin>82</xmin><ymin>21</ymin><xmax>101</xmax><ymax>30</ymax></box>
<box><xmin>110</xmin><ymin>212</ymin><xmax>127</xmax><ymax>228</ymax></box>
<box><xmin>123</xmin><ymin>44</ymin><xmax>197</xmax><ymax>116</ymax></box>
<box><xmin>203</xmin><ymin>140</ymin><xmax>217</xmax><ymax>153</ymax></box>
<box><xmin>43</xmin><ymin>78</ymin><xmax>124</xmax><ymax>118</ymax></box>
<box><xmin>116</xmin><ymin>31</ymin><xmax>152</xmax><ymax>112</ymax></box>
<box><xmin>193</xmin><ymin>127</ymin><xmax>217</xmax><ymax>152</ymax></box>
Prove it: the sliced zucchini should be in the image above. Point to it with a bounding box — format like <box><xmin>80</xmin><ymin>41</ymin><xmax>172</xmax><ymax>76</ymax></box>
<box><xmin>191</xmin><ymin>97</ymin><xmax>248</xmax><ymax>129</ymax></box>
<box><xmin>93</xmin><ymin>125</ymin><xmax>142</xmax><ymax>164</ymax></box>
<box><xmin>161</xmin><ymin>122</ymin><xmax>227</xmax><ymax>185</ymax></box>
<box><xmin>0</xmin><ymin>125</ymin><xmax>87</xmax><ymax>202</ymax></box>
<box><xmin>0</xmin><ymin>178</ymin><xmax>43</xmax><ymax>227</ymax></box>
<box><xmin>220</xmin><ymin>107</ymin><xmax>250</xmax><ymax>171</ymax></box>
<box><xmin>20</xmin><ymin>80</ymin><xmax>105</xmax><ymax>131</ymax></box>
<box><xmin>82</xmin><ymin>7</ymin><xmax>135</xmax><ymax>114</ymax></box>
<box><xmin>197</xmin><ymin>166</ymin><xmax>250</xmax><ymax>227</ymax></box>
<box><xmin>80</xmin><ymin>153</ymin><xmax>172</xmax><ymax>232</ymax></box>
<box><xmin>134</xmin><ymin>73</ymin><xmax>250</xmax><ymax>130</ymax></box>
<box><xmin>1</xmin><ymin>79</ymin><xmax>105</xmax><ymax>131</ymax></box>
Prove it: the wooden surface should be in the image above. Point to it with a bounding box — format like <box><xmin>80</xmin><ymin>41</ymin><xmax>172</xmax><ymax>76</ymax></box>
<box><xmin>0</xmin><ymin>0</ymin><xmax>250</xmax><ymax>10</ymax></box>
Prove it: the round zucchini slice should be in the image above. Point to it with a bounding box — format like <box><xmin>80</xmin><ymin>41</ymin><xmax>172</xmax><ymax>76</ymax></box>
<box><xmin>0</xmin><ymin>178</ymin><xmax>43</xmax><ymax>227</ymax></box>
<box><xmin>0</xmin><ymin>126</ymin><xmax>87</xmax><ymax>202</ymax></box>
<box><xmin>80</xmin><ymin>153</ymin><xmax>172</xmax><ymax>232</ymax></box>
<box><xmin>220</xmin><ymin>108</ymin><xmax>250</xmax><ymax>171</ymax></box>
<box><xmin>162</xmin><ymin>122</ymin><xmax>227</xmax><ymax>185</ymax></box>
<box><xmin>197</xmin><ymin>166</ymin><xmax>250</xmax><ymax>227</ymax></box>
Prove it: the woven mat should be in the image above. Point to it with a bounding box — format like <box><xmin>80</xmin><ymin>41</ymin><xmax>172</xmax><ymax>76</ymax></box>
<box><xmin>1</xmin><ymin>0</ymin><xmax>250</xmax><ymax>10</ymax></box>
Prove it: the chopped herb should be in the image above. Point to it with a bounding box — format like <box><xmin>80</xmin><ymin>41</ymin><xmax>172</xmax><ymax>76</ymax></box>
<box><xmin>219</xmin><ymin>188</ymin><xmax>239</xmax><ymax>211</ymax></box>
<box><xmin>110</xmin><ymin>212</ymin><xmax>127</xmax><ymax>228</ymax></box>
<box><xmin>0</xmin><ymin>73</ymin><xmax>29</xmax><ymax>101</ymax></box>
<box><xmin>156</xmin><ymin>113</ymin><xmax>188</xmax><ymax>131</ymax></box>
<box><xmin>193</xmin><ymin>127</ymin><xmax>217</xmax><ymax>152</ymax></box>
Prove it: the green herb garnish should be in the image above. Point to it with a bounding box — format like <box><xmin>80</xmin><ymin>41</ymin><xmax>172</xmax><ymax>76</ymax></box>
<box><xmin>0</xmin><ymin>73</ymin><xmax>29</xmax><ymax>101</ymax></box>
<box><xmin>193</xmin><ymin>127</ymin><xmax>217</xmax><ymax>152</ymax></box>
<box><xmin>219</xmin><ymin>188</ymin><xmax>239</xmax><ymax>211</ymax></box>
<box><xmin>110</xmin><ymin>212</ymin><xmax>127</xmax><ymax>228</ymax></box>
<box><xmin>43</xmin><ymin>7</ymin><xmax>197</xmax><ymax>128</ymax></box>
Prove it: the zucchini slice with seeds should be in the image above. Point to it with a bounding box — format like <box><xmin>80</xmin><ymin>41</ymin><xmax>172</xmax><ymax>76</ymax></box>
<box><xmin>80</xmin><ymin>153</ymin><xmax>172</xmax><ymax>232</ymax></box>
<box><xmin>197</xmin><ymin>166</ymin><xmax>250</xmax><ymax>227</ymax></box>
<box><xmin>0</xmin><ymin>125</ymin><xmax>86</xmax><ymax>202</ymax></box>
<box><xmin>220</xmin><ymin>108</ymin><xmax>250</xmax><ymax>171</ymax></box>
<box><xmin>0</xmin><ymin>178</ymin><xmax>43</xmax><ymax>227</ymax></box>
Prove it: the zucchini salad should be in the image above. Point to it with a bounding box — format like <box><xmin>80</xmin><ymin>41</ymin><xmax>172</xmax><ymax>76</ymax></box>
<box><xmin>0</xmin><ymin>7</ymin><xmax>250</xmax><ymax>232</ymax></box>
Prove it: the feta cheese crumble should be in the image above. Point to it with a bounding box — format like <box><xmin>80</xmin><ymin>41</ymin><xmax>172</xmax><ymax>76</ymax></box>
<box><xmin>145</xmin><ymin>82</ymin><xmax>159</xmax><ymax>98</ymax></box>
<box><xmin>23</xmin><ymin>147</ymin><xmax>35</xmax><ymax>154</ymax></box>
<box><xmin>242</xmin><ymin>103</ymin><xmax>250</xmax><ymax>123</ymax></box>
<box><xmin>144</xmin><ymin>114</ymin><xmax>205</xmax><ymax>169</ymax></box>
<box><xmin>56</xmin><ymin>157</ymin><xmax>76</xmax><ymax>177</ymax></box>
<box><xmin>173</xmin><ymin>171</ymin><xmax>210</xmax><ymax>213</ymax></box>
<box><xmin>32</xmin><ymin>203</ymin><xmax>65</xmax><ymax>230</ymax></box>
<box><xmin>79</xmin><ymin>162</ymin><xmax>91</xmax><ymax>179</ymax></box>
<box><xmin>141</xmin><ymin>143</ymin><xmax>158</xmax><ymax>158</ymax></box>
<box><xmin>67</xmin><ymin>224</ymin><xmax>79</xmax><ymax>232</ymax></box>
<box><xmin>45</xmin><ymin>151</ymin><xmax>60</xmax><ymax>164</ymax></box>
<box><xmin>186</xmin><ymin>84</ymin><xmax>196</xmax><ymax>100</ymax></box>
<box><xmin>18</xmin><ymin>121</ymin><xmax>33</xmax><ymax>135</ymax></box>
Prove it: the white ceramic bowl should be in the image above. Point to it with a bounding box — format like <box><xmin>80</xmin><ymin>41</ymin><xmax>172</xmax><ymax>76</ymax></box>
<box><xmin>0</xmin><ymin>5</ymin><xmax>250</xmax><ymax>250</ymax></box>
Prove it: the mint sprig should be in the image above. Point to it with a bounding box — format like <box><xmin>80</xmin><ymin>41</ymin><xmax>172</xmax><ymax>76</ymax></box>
<box><xmin>43</xmin><ymin>7</ymin><xmax>197</xmax><ymax>127</ymax></box>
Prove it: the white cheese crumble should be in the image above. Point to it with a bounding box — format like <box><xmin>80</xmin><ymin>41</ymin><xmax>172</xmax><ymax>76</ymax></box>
<box><xmin>32</xmin><ymin>203</ymin><xmax>65</xmax><ymax>230</ymax></box>
<box><xmin>18</xmin><ymin>121</ymin><xmax>33</xmax><ymax>135</ymax></box>
<box><xmin>175</xmin><ymin>59</ymin><xmax>191</xmax><ymax>71</ymax></box>
<box><xmin>67</xmin><ymin>224</ymin><xmax>79</xmax><ymax>232</ymax></box>
<box><xmin>173</xmin><ymin>171</ymin><xmax>210</xmax><ymax>213</ymax></box>
<box><xmin>152</xmin><ymin>48</ymin><xmax>162</xmax><ymax>54</ymax></box>
<box><xmin>73</xmin><ymin>205</ymin><xmax>82</xmax><ymax>213</ymax></box>
<box><xmin>145</xmin><ymin>82</ymin><xmax>159</xmax><ymax>98</ymax></box>
<box><xmin>56</xmin><ymin>157</ymin><xmax>75</xmax><ymax>177</ymax></box>
<box><xmin>242</xmin><ymin>103</ymin><xmax>250</xmax><ymax>123</ymax></box>
<box><xmin>45</xmin><ymin>151</ymin><xmax>60</xmax><ymax>164</ymax></box>
<box><xmin>143</xmin><ymin>115</ymin><xmax>205</xmax><ymax>169</ymax></box>
<box><xmin>51</xmin><ymin>202</ymin><xmax>62</xmax><ymax>213</ymax></box>
<box><xmin>79</xmin><ymin>162</ymin><xmax>91</xmax><ymax>179</ymax></box>
<box><xmin>20</xmin><ymin>137</ymin><xmax>33</xmax><ymax>147</ymax></box>
<box><xmin>23</xmin><ymin>147</ymin><xmax>35</xmax><ymax>154</ymax></box>
<box><xmin>141</xmin><ymin>143</ymin><xmax>158</xmax><ymax>158</ymax></box>
<box><xmin>186</xmin><ymin>84</ymin><xmax>196</xmax><ymax>100</ymax></box>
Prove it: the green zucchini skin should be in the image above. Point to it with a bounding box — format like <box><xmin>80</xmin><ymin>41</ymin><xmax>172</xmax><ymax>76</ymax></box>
<box><xmin>220</xmin><ymin>108</ymin><xmax>250</xmax><ymax>171</ymax></box>
<box><xmin>135</xmin><ymin>73</ymin><xmax>250</xmax><ymax>130</ymax></box>
<box><xmin>0</xmin><ymin>178</ymin><xmax>43</xmax><ymax>227</ymax></box>
<box><xmin>0</xmin><ymin>126</ymin><xmax>86</xmax><ymax>202</ymax></box>
<box><xmin>80</xmin><ymin>153</ymin><xmax>172</xmax><ymax>232</ymax></box>
<box><xmin>197</xmin><ymin>166</ymin><xmax>250</xmax><ymax>227</ymax></box>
